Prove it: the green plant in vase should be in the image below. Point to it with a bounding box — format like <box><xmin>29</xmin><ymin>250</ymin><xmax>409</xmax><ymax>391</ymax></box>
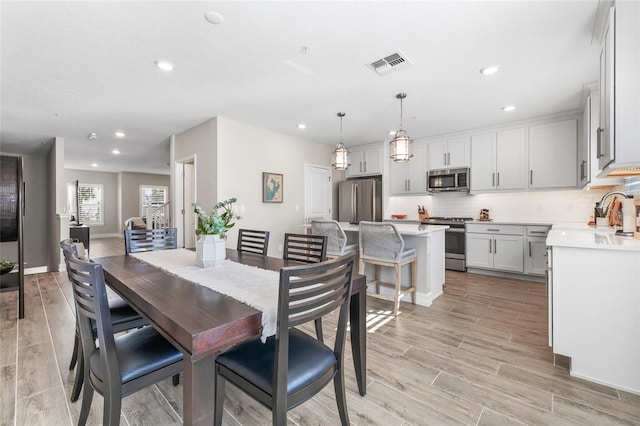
<box><xmin>192</xmin><ymin>197</ymin><xmax>241</xmax><ymax>239</ymax></box>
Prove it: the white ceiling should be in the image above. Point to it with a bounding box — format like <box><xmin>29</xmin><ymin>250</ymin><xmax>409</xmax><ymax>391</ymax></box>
<box><xmin>1</xmin><ymin>1</ymin><xmax>601</xmax><ymax>175</ymax></box>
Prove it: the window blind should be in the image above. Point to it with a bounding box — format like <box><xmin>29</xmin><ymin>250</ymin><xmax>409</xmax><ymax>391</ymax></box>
<box><xmin>78</xmin><ymin>183</ymin><xmax>103</xmax><ymax>225</ymax></box>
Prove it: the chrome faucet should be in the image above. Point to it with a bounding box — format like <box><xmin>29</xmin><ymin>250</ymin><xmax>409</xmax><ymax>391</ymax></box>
<box><xmin>594</xmin><ymin>191</ymin><xmax>632</xmax><ymax>218</ymax></box>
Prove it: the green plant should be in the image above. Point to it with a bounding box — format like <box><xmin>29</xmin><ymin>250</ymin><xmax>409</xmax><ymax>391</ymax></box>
<box><xmin>193</xmin><ymin>197</ymin><xmax>241</xmax><ymax>238</ymax></box>
<box><xmin>0</xmin><ymin>259</ymin><xmax>16</xmax><ymax>273</ymax></box>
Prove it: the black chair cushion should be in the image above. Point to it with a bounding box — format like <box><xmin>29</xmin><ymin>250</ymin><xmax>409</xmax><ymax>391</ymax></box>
<box><xmin>107</xmin><ymin>297</ymin><xmax>143</xmax><ymax>328</ymax></box>
<box><xmin>90</xmin><ymin>326</ymin><xmax>183</xmax><ymax>385</ymax></box>
<box><xmin>216</xmin><ymin>328</ymin><xmax>336</xmax><ymax>396</ymax></box>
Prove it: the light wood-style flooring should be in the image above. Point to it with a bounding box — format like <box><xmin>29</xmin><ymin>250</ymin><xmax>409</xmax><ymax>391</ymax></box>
<box><xmin>1</xmin><ymin>237</ymin><xmax>639</xmax><ymax>425</ymax></box>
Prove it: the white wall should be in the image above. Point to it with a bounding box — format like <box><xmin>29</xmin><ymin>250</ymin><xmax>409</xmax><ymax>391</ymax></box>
<box><xmin>172</xmin><ymin>116</ymin><xmax>333</xmax><ymax>257</ymax></box>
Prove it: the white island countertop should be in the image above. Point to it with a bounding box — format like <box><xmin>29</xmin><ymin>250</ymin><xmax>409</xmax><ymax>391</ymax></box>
<box><xmin>547</xmin><ymin>223</ymin><xmax>640</xmax><ymax>252</ymax></box>
<box><xmin>340</xmin><ymin>222</ymin><xmax>449</xmax><ymax>235</ymax></box>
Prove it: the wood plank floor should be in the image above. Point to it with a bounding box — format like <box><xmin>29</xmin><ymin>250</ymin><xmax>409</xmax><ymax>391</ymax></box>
<box><xmin>1</xmin><ymin>237</ymin><xmax>638</xmax><ymax>425</ymax></box>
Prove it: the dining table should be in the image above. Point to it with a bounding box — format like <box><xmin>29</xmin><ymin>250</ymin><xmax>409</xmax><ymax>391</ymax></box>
<box><xmin>93</xmin><ymin>248</ymin><xmax>367</xmax><ymax>426</ymax></box>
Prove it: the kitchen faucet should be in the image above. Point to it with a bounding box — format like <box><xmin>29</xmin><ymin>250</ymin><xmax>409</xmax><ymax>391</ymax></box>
<box><xmin>594</xmin><ymin>191</ymin><xmax>632</xmax><ymax>218</ymax></box>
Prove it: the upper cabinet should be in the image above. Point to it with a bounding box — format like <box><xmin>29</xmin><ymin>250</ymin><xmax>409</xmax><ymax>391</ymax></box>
<box><xmin>390</xmin><ymin>142</ymin><xmax>428</xmax><ymax>195</ymax></box>
<box><xmin>346</xmin><ymin>143</ymin><xmax>383</xmax><ymax>178</ymax></box>
<box><xmin>471</xmin><ymin>128</ymin><xmax>526</xmax><ymax>192</ymax></box>
<box><xmin>428</xmin><ymin>137</ymin><xmax>470</xmax><ymax>170</ymax></box>
<box><xmin>596</xmin><ymin>2</ymin><xmax>640</xmax><ymax>176</ymax></box>
<box><xmin>528</xmin><ymin>119</ymin><xmax>577</xmax><ymax>189</ymax></box>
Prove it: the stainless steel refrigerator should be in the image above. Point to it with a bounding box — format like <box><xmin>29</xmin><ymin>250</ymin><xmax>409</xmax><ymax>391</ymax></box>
<box><xmin>338</xmin><ymin>178</ymin><xmax>382</xmax><ymax>223</ymax></box>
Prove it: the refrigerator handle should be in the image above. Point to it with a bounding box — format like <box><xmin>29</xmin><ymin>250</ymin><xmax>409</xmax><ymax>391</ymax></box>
<box><xmin>353</xmin><ymin>184</ymin><xmax>358</xmax><ymax>223</ymax></box>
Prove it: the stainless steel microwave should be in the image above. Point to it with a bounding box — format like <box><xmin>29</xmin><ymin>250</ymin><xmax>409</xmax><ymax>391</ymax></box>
<box><xmin>427</xmin><ymin>168</ymin><xmax>470</xmax><ymax>192</ymax></box>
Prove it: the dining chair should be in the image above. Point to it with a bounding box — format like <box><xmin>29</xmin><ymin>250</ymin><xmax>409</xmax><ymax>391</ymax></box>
<box><xmin>310</xmin><ymin>220</ymin><xmax>358</xmax><ymax>258</ymax></box>
<box><xmin>358</xmin><ymin>221</ymin><xmax>417</xmax><ymax>316</ymax></box>
<box><xmin>283</xmin><ymin>233</ymin><xmax>328</xmax><ymax>341</ymax></box>
<box><xmin>124</xmin><ymin>227</ymin><xmax>177</xmax><ymax>254</ymax></box>
<box><xmin>282</xmin><ymin>233</ymin><xmax>327</xmax><ymax>264</ymax></box>
<box><xmin>214</xmin><ymin>253</ymin><xmax>356</xmax><ymax>426</ymax></box>
<box><xmin>237</xmin><ymin>228</ymin><xmax>270</xmax><ymax>255</ymax></box>
<box><xmin>60</xmin><ymin>239</ymin><xmax>148</xmax><ymax>403</ymax></box>
<box><xmin>65</xmin><ymin>253</ymin><xmax>184</xmax><ymax>426</ymax></box>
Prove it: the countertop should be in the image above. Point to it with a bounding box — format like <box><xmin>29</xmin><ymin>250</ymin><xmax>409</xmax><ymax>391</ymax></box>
<box><xmin>547</xmin><ymin>223</ymin><xmax>640</xmax><ymax>252</ymax></box>
<box><xmin>340</xmin><ymin>222</ymin><xmax>449</xmax><ymax>235</ymax></box>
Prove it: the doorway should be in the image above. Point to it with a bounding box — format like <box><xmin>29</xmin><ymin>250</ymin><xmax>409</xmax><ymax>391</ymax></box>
<box><xmin>175</xmin><ymin>156</ymin><xmax>196</xmax><ymax>249</ymax></box>
<box><xmin>304</xmin><ymin>164</ymin><xmax>332</xmax><ymax>224</ymax></box>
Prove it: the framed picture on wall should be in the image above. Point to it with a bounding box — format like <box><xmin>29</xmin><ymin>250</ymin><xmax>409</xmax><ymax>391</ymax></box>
<box><xmin>262</xmin><ymin>172</ymin><xmax>283</xmax><ymax>203</ymax></box>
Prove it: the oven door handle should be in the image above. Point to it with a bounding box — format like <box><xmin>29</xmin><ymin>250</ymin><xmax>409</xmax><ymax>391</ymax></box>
<box><xmin>446</xmin><ymin>228</ymin><xmax>465</xmax><ymax>233</ymax></box>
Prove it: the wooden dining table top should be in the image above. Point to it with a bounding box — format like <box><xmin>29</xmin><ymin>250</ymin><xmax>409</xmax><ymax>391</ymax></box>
<box><xmin>94</xmin><ymin>249</ymin><xmax>365</xmax><ymax>361</ymax></box>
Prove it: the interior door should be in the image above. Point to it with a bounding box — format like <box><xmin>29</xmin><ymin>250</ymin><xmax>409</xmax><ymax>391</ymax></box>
<box><xmin>183</xmin><ymin>162</ymin><xmax>196</xmax><ymax>248</ymax></box>
<box><xmin>304</xmin><ymin>164</ymin><xmax>331</xmax><ymax>223</ymax></box>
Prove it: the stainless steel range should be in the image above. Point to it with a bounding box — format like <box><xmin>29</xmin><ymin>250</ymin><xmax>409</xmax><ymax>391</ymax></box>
<box><xmin>421</xmin><ymin>217</ymin><xmax>474</xmax><ymax>272</ymax></box>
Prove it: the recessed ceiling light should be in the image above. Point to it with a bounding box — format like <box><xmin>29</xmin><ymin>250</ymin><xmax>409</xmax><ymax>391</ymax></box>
<box><xmin>388</xmin><ymin>130</ymin><xmax>396</xmax><ymax>136</ymax></box>
<box><xmin>297</xmin><ymin>123</ymin><xmax>307</xmax><ymax>129</ymax></box>
<box><xmin>115</xmin><ymin>131</ymin><xmax>126</xmax><ymax>138</ymax></box>
<box><xmin>502</xmin><ymin>105</ymin><xmax>516</xmax><ymax>112</ymax></box>
<box><xmin>480</xmin><ymin>65</ymin><xmax>499</xmax><ymax>75</ymax></box>
<box><xmin>88</xmin><ymin>132</ymin><xmax>97</xmax><ymax>140</ymax></box>
<box><xmin>112</xmin><ymin>149</ymin><xmax>120</xmax><ymax>155</ymax></box>
<box><xmin>204</xmin><ymin>11</ymin><xmax>225</xmax><ymax>25</ymax></box>
<box><xmin>155</xmin><ymin>60</ymin><xmax>174</xmax><ymax>71</ymax></box>
<box><xmin>91</xmin><ymin>163</ymin><xmax>98</xmax><ymax>167</ymax></box>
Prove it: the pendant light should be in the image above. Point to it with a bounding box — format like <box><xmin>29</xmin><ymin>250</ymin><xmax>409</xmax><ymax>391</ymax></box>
<box><xmin>389</xmin><ymin>93</ymin><xmax>413</xmax><ymax>162</ymax></box>
<box><xmin>332</xmin><ymin>112</ymin><xmax>351</xmax><ymax>170</ymax></box>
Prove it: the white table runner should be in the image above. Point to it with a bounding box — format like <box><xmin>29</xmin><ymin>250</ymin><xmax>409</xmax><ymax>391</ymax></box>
<box><xmin>130</xmin><ymin>249</ymin><xmax>279</xmax><ymax>341</ymax></box>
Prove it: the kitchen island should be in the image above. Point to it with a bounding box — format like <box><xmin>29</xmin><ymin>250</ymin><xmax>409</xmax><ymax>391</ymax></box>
<box><xmin>547</xmin><ymin>225</ymin><xmax>640</xmax><ymax>394</ymax></box>
<box><xmin>341</xmin><ymin>222</ymin><xmax>449</xmax><ymax>306</ymax></box>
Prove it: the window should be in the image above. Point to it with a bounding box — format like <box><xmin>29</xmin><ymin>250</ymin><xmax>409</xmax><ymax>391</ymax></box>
<box><xmin>140</xmin><ymin>185</ymin><xmax>168</xmax><ymax>222</ymax></box>
<box><xmin>77</xmin><ymin>183</ymin><xmax>104</xmax><ymax>225</ymax></box>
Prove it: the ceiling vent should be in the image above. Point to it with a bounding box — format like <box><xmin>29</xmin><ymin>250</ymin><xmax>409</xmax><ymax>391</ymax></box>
<box><xmin>367</xmin><ymin>51</ymin><xmax>413</xmax><ymax>76</ymax></box>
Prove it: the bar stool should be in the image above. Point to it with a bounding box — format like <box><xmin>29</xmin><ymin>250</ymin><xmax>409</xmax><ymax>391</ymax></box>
<box><xmin>310</xmin><ymin>220</ymin><xmax>358</xmax><ymax>259</ymax></box>
<box><xmin>358</xmin><ymin>221</ymin><xmax>416</xmax><ymax>316</ymax></box>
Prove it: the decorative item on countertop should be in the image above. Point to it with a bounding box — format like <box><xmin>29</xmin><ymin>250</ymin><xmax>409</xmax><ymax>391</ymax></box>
<box><xmin>392</xmin><ymin>214</ymin><xmax>407</xmax><ymax>219</ymax></box>
<box><xmin>478</xmin><ymin>209</ymin><xmax>491</xmax><ymax>221</ymax></box>
<box><xmin>0</xmin><ymin>259</ymin><xmax>16</xmax><ymax>275</ymax></box>
<box><xmin>193</xmin><ymin>197</ymin><xmax>241</xmax><ymax>267</ymax></box>
<box><xmin>418</xmin><ymin>205</ymin><xmax>429</xmax><ymax>221</ymax></box>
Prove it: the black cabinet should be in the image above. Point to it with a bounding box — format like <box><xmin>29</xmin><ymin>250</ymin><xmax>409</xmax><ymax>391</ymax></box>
<box><xmin>70</xmin><ymin>226</ymin><xmax>90</xmax><ymax>254</ymax></box>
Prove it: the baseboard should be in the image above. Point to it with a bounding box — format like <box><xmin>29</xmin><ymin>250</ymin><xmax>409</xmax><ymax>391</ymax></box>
<box><xmin>367</xmin><ymin>285</ymin><xmax>438</xmax><ymax>307</ymax></box>
<box><xmin>466</xmin><ymin>268</ymin><xmax>545</xmax><ymax>283</ymax></box>
<box><xmin>24</xmin><ymin>266</ymin><xmax>49</xmax><ymax>275</ymax></box>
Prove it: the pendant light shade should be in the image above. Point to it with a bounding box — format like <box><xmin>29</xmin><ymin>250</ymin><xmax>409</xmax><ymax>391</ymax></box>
<box><xmin>332</xmin><ymin>112</ymin><xmax>351</xmax><ymax>170</ymax></box>
<box><xmin>389</xmin><ymin>93</ymin><xmax>413</xmax><ymax>163</ymax></box>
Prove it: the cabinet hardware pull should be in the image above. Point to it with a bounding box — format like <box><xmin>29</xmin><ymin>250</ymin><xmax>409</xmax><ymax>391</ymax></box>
<box><xmin>530</xmin><ymin>231</ymin><xmax>546</xmax><ymax>234</ymax></box>
<box><xmin>489</xmin><ymin>239</ymin><xmax>492</xmax><ymax>253</ymax></box>
<box><xmin>447</xmin><ymin>152</ymin><xmax>450</xmax><ymax>166</ymax></box>
<box><xmin>360</xmin><ymin>162</ymin><xmax>363</xmax><ymax>173</ymax></box>
<box><xmin>493</xmin><ymin>239</ymin><xmax>497</xmax><ymax>254</ymax></box>
<box><xmin>580</xmin><ymin>160</ymin><xmax>586</xmax><ymax>180</ymax></box>
<box><xmin>529</xmin><ymin>170</ymin><xmax>533</xmax><ymax>185</ymax></box>
<box><xmin>408</xmin><ymin>180</ymin><xmax>410</xmax><ymax>191</ymax></box>
<box><xmin>496</xmin><ymin>172</ymin><xmax>500</xmax><ymax>187</ymax></box>
<box><xmin>529</xmin><ymin>241</ymin><xmax>532</xmax><ymax>257</ymax></box>
<box><xmin>492</xmin><ymin>172</ymin><xmax>495</xmax><ymax>187</ymax></box>
<box><xmin>487</xmin><ymin>229</ymin><xmax>500</xmax><ymax>232</ymax></box>
<box><xmin>596</xmin><ymin>127</ymin><xmax>604</xmax><ymax>158</ymax></box>
<box><xmin>443</xmin><ymin>153</ymin><xmax>447</xmax><ymax>166</ymax></box>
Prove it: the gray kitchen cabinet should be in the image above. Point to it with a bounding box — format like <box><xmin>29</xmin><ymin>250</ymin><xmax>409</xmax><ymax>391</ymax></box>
<box><xmin>524</xmin><ymin>226</ymin><xmax>550</xmax><ymax>276</ymax></box>
<box><xmin>470</xmin><ymin>128</ymin><xmax>526</xmax><ymax>192</ymax></box>
<box><xmin>428</xmin><ymin>136</ymin><xmax>470</xmax><ymax>169</ymax></box>
<box><xmin>347</xmin><ymin>143</ymin><xmax>383</xmax><ymax>177</ymax></box>
<box><xmin>390</xmin><ymin>142</ymin><xmax>427</xmax><ymax>194</ymax></box>
<box><xmin>528</xmin><ymin>119</ymin><xmax>577</xmax><ymax>189</ymax></box>
<box><xmin>596</xmin><ymin>2</ymin><xmax>640</xmax><ymax>177</ymax></box>
<box><xmin>466</xmin><ymin>224</ymin><xmax>524</xmax><ymax>273</ymax></box>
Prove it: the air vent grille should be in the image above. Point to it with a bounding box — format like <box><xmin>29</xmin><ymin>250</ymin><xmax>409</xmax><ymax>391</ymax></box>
<box><xmin>367</xmin><ymin>51</ymin><xmax>413</xmax><ymax>76</ymax></box>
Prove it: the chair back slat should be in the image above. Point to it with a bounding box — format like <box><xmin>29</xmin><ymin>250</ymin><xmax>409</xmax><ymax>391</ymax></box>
<box><xmin>237</xmin><ymin>229</ymin><xmax>270</xmax><ymax>255</ymax></box>
<box><xmin>283</xmin><ymin>233</ymin><xmax>327</xmax><ymax>264</ymax></box>
<box><xmin>359</xmin><ymin>221</ymin><xmax>405</xmax><ymax>261</ymax></box>
<box><xmin>124</xmin><ymin>228</ymin><xmax>177</xmax><ymax>254</ymax></box>
<box><xmin>278</xmin><ymin>254</ymin><xmax>354</xmax><ymax>330</ymax></box>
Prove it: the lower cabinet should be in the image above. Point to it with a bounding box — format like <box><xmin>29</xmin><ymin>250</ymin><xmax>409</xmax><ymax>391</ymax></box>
<box><xmin>466</xmin><ymin>224</ymin><xmax>524</xmax><ymax>273</ymax></box>
<box><xmin>467</xmin><ymin>223</ymin><xmax>550</xmax><ymax>277</ymax></box>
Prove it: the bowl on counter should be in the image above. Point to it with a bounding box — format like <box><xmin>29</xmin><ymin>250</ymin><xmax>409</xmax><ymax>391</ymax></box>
<box><xmin>391</xmin><ymin>214</ymin><xmax>407</xmax><ymax>219</ymax></box>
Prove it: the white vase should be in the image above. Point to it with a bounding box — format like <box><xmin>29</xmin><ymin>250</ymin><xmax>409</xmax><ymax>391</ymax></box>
<box><xmin>196</xmin><ymin>234</ymin><xmax>226</xmax><ymax>267</ymax></box>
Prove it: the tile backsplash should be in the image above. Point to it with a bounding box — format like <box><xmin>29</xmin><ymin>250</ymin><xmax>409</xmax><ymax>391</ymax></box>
<box><xmin>386</xmin><ymin>187</ymin><xmax>620</xmax><ymax>224</ymax></box>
